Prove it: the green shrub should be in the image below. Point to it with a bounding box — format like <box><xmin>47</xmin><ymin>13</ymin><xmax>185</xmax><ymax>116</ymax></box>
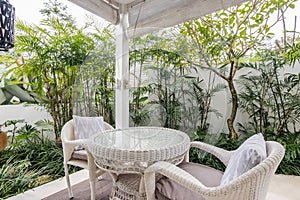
<box><xmin>0</xmin><ymin>158</ymin><xmax>40</xmax><ymax>199</ymax></box>
<box><xmin>190</xmin><ymin>130</ymin><xmax>300</xmax><ymax>176</ymax></box>
<box><xmin>0</xmin><ymin>123</ymin><xmax>78</xmax><ymax>198</ymax></box>
<box><xmin>264</xmin><ymin>130</ymin><xmax>300</xmax><ymax>175</ymax></box>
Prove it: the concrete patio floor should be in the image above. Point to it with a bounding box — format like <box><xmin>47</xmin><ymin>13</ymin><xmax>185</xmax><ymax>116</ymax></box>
<box><xmin>7</xmin><ymin>170</ymin><xmax>300</xmax><ymax>200</ymax></box>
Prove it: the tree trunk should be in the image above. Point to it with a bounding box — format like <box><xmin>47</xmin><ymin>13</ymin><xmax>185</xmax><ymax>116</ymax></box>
<box><xmin>227</xmin><ymin>77</ymin><xmax>238</xmax><ymax>139</ymax></box>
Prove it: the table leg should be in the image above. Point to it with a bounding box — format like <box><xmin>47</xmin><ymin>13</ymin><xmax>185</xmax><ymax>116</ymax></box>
<box><xmin>139</xmin><ymin>175</ymin><xmax>145</xmax><ymax>193</ymax></box>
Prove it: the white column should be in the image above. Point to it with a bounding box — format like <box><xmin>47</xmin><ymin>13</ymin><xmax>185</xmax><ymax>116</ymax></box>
<box><xmin>115</xmin><ymin>4</ymin><xmax>129</xmax><ymax>129</ymax></box>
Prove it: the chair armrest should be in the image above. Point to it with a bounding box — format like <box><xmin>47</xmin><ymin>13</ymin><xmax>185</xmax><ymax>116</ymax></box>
<box><xmin>63</xmin><ymin>138</ymin><xmax>89</xmax><ymax>148</ymax></box>
<box><xmin>144</xmin><ymin>161</ymin><xmax>209</xmax><ymax>200</ymax></box>
<box><xmin>189</xmin><ymin>141</ymin><xmax>235</xmax><ymax>166</ymax></box>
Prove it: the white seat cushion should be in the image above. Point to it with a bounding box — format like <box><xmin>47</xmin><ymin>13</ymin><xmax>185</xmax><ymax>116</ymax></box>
<box><xmin>156</xmin><ymin>162</ymin><xmax>223</xmax><ymax>200</ymax></box>
<box><xmin>220</xmin><ymin>133</ymin><xmax>266</xmax><ymax>185</ymax></box>
<box><xmin>72</xmin><ymin>149</ymin><xmax>88</xmax><ymax>161</ymax></box>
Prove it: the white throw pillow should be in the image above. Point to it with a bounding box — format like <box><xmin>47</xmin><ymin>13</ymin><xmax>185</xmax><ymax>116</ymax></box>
<box><xmin>73</xmin><ymin>115</ymin><xmax>104</xmax><ymax>140</ymax></box>
<box><xmin>220</xmin><ymin>133</ymin><xmax>266</xmax><ymax>185</ymax></box>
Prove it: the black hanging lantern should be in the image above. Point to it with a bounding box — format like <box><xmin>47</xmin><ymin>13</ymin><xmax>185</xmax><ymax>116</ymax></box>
<box><xmin>0</xmin><ymin>0</ymin><xmax>15</xmax><ymax>51</ymax></box>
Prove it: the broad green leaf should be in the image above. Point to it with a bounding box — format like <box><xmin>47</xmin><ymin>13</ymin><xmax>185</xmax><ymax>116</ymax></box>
<box><xmin>0</xmin><ymin>89</ymin><xmax>6</xmax><ymax>104</ymax></box>
<box><xmin>5</xmin><ymin>85</ymin><xmax>35</xmax><ymax>103</ymax></box>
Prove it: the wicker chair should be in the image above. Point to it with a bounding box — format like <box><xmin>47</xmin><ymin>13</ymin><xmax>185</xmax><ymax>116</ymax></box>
<box><xmin>61</xmin><ymin>119</ymin><xmax>113</xmax><ymax>200</ymax></box>
<box><xmin>144</xmin><ymin>141</ymin><xmax>285</xmax><ymax>200</ymax></box>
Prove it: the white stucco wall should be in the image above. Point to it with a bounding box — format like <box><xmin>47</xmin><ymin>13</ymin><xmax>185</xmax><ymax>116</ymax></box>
<box><xmin>0</xmin><ymin>104</ymin><xmax>54</xmax><ymax>139</ymax></box>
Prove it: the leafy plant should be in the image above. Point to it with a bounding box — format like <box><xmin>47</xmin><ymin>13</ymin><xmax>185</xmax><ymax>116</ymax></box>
<box><xmin>0</xmin><ymin>158</ymin><xmax>41</xmax><ymax>199</ymax></box>
<box><xmin>0</xmin><ymin>122</ymin><xmax>78</xmax><ymax>198</ymax></box>
<box><xmin>130</xmin><ymin>85</ymin><xmax>151</xmax><ymax>126</ymax></box>
<box><xmin>285</xmin><ymin>35</ymin><xmax>300</xmax><ymax>66</ymax></box>
<box><xmin>190</xmin><ymin>76</ymin><xmax>225</xmax><ymax>133</ymax></box>
<box><xmin>72</xmin><ymin>25</ymin><xmax>116</xmax><ymax>125</ymax></box>
<box><xmin>0</xmin><ymin>78</ymin><xmax>38</xmax><ymax>105</ymax></box>
<box><xmin>237</xmin><ymin>49</ymin><xmax>300</xmax><ymax>175</ymax></box>
<box><xmin>6</xmin><ymin>1</ymin><xmax>95</xmax><ymax>140</ymax></box>
<box><xmin>239</xmin><ymin>50</ymin><xmax>300</xmax><ymax>135</ymax></box>
<box><xmin>129</xmin><ymin>40</ymin><xmax>225</xmax><ymax>133</ymax></box>
<box><xmin>0</xmin><ymin>55</ymin><xmax>34</xmax><ymax>105</ymax></box>
<box><xmin>4</xmin><ymin>119</ymin><xmax>25</xmax><ymax>143</ymax></box>
<box><xmin>181</xmin><ymin>0</ymin><xmax>297</xmax><ymax>138</ymax></box>
<box><xmin>129</xmin><ymin>49</ymin><xmax>151</xmax><ymax>126</ymax></box>
<box><xmin>146</xmin><ymin>48</ymin><xmax>189</xmax><ymax>129</ymax></box>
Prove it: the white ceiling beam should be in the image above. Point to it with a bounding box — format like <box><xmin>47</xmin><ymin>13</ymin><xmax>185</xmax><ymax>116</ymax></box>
<box><xmin>68</xmin><ymin>0</ymin><xmax>119</xmax><ymax>25</ymax></box>
<box><xmin>127</xmin><ymin>0</ymin><xmax>249</xmax><ymax>38</ymax></box>
<box><xmin>128</xmin><ymin>0</ymin><xmax>190</xmax><ymax>26</ymax></box>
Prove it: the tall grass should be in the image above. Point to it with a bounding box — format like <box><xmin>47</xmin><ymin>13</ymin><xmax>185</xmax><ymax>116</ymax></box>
<box><xmin>0</xmin><ymin>128</ymin><xmax>78</xmax><ymax>199</ymax></box>
<box><xmin>0</xmin><ymin>158</ymin><xmax>40</xmax><ymax>199</ymax></box>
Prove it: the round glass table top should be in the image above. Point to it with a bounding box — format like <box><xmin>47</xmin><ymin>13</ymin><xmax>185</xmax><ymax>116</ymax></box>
<box><xmin>90</xmin><ymin>126</ymin><xmax>189</xmax><ymax>151</ymax></box>
<box><xmin>88</xmin><ymin>127</ymin><xmax>190</xmax><ymax>167</ymax></box>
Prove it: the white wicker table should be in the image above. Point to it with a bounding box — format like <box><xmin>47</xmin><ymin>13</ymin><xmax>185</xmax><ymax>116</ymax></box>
<box><xmin>88</xmin><ymin>127</ymin><xmax>190</xmax><ymax>200</ymax></box>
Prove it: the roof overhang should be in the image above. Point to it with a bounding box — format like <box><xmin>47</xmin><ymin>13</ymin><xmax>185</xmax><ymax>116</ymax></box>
<box><xmin>69</xmin><ymin>0</ymin><xmax>248</xmax><ymax>38</ymax></box>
